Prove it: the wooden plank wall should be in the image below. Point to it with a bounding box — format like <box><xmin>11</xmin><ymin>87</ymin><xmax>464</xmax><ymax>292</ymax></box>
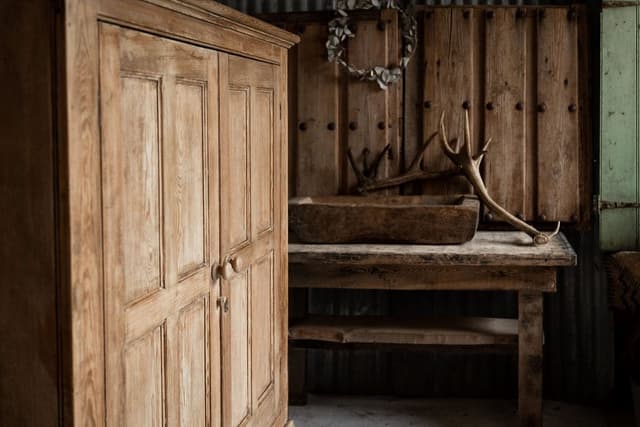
<box><xmin>285</xmin><ymin>11</ymin><xmax>402</xmax><ymax>198</ymax></box>
<box><xmin>276</xmin><ymin>6</ymin><xmax>590</xmax><ymax>224</ymax></box>
<box><xmin>415</xmin><ymin>6</ymin><xmax>588</xmax><ymax>223</ymax></box>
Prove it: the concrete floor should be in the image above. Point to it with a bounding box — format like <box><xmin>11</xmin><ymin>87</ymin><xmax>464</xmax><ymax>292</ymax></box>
<box><xmin>289</xmin><ymin>395</ymin><xmax>636</xmax><ymax>427</ymax></box>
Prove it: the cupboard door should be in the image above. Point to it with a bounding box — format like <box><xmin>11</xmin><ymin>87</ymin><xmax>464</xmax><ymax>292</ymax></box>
<box><xmin>99</xmin><ymin>24</ymin><xmax>221</xmax><ymax>426</ymax></box>
<box><xmin>219</xmin><ymin>54</ymin><xmax>284</xmax><ymax>427</ymax></box>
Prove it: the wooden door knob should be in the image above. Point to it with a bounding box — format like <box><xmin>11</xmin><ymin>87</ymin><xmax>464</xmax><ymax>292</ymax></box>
<box><xmin>213</xmin><ymin>255</ymin><xmax>244</xmax><ymax>281</ymax></box>
<box><xmin>230</xmin><ymin>256</ymin><xmax>244</xmax><ymax>274</ymax></box>
<box><xmin>216</xmin><ymin>260</ymin><xmax>235</xmax><ymax>281</ymax></box>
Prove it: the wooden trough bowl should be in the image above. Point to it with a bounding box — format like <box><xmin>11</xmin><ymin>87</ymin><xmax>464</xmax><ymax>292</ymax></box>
<box><xmin>289</xmin><ymin>195</ymin><xmax>480</xmax><ymax>245</ymax></box>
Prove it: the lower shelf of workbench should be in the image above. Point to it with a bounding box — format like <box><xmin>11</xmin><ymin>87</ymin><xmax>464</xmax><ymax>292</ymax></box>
<box><xmin>289</xmin><ymin>315</ymin><xmax>518</xmax><ymax>348</ymax></box>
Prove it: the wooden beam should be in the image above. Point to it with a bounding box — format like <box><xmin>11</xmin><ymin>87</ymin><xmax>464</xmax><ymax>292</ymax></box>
<box><xmin>290</xmin><ymin>316</ymin><xmax>518</xmax><ymax>347</ymax></box>
<box><xmin>518</xmin><ymin>291</ymin><xmax>544</xmax><ymax>427</ymax></box>
<box><xmin>289</xmin><ymin>232</ymin><xmax>576</xmax><ymax>267</ymax></box>
<box><xmin>290</xmin><ymin>264</ymin><xmax>557</xmax><ymax>292</ymax></box>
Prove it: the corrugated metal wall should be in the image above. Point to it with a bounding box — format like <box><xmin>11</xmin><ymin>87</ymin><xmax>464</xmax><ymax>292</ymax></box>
<box><xmin>219</xmin><ymin>0</ymin><xmax>575</xmax><ymax>14</ymax></box>
<box><xmin>219</xmin><ymin>0</ymin><xmax>614</xmax><ymax>402</ymax></box>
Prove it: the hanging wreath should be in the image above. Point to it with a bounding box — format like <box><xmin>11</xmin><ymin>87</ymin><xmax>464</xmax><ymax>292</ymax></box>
<box><xmin>327</xmin><ymin>0</ymin><xmax>417</xmax><ymax>90</ymax></box>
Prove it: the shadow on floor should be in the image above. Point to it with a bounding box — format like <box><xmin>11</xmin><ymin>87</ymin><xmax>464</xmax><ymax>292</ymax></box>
<box><xmin>289</xmin><ymin>395</ymin><xmax>635</xmax><ymax>427</ymax></box>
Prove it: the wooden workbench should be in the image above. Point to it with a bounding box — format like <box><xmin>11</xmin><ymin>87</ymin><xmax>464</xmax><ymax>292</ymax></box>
<box><xmin>288</xmin><ymin>231</ymin><xmax>577</xmax><ymax>427</ymax></box>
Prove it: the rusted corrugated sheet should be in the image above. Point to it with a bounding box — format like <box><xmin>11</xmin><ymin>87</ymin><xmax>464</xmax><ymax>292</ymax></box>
<box><xmin>219</xmin><ymin>0</ymin><xmax>570</xmax><ymax>14</ymax></box>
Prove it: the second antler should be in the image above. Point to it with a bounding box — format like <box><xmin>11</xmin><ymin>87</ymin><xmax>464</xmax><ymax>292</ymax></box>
<box><xmin>439</xmin><ymin>110</ymin><xmax>560</xmax><ymax>246</ymax></box>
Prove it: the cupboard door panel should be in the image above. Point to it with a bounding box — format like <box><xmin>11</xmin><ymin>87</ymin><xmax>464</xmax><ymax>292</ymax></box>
<box><xmin>124</xmin><ymin>325</ymin><xmax>166</xmax><ymax>427</ymax></box>
<box><xmin>119</xmin><ymin>74</ymin><xmax>163</xmax><ymax>304</ymax></box>
<box><xmin>229</xmin><ymin>271</ymin><xmax>251</xmax><ymax>426</ymax></box>
<box><xmin>253</xmin><ymin>89</ymin><xmax>275</xmax><ymax>235</ymax></box>
<box><xmin>179</xmin><ymin>298</ymin><xmax>210</xmax><ymax>427</ymax></box>
<box><xmin>220</xmin><ymin>53</ymin><xmax>283</xmax><ymax>427</ymax></box>
<box><xmin>251</xmin><ymin>252</ymin><xmax>275</xmax><ymax>404</ymax></box>
<box><xmin>225</xmin><ymin>86</ymin><xmax>251</xmax><ymax>250</ymax></box>
<box><xmin>175</xmin><ymin>81</ymin><xmax>208</xmax><ymax>276</ymax></box>
<box><xmin>100</xmin><ymin>24</ymin><xmax>221</xmax><ymax>427</ymax></box>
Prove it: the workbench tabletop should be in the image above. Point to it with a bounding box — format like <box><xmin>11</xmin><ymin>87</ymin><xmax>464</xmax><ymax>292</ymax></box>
<box><xmin>289</xmin><ymin>231</ymin><xmax>577</xmax><ymax>267</ymax></box>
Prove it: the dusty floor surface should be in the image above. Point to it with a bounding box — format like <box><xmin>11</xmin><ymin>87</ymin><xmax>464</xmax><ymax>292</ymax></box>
<box><xmin>289</xmin><ymin>394</ymin><xmax>635</xmax><ymax>427</ymax></box>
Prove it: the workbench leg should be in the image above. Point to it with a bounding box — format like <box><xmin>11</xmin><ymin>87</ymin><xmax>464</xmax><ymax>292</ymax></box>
<box><xmin>289</xmin><ymin>288</ymin><xmax>308</xmax><ymax>405</ymax></box>
<box><xmin>518</xmin><ymin>291</ymin><xmax>544</xmax><ymax>427</ymax></box>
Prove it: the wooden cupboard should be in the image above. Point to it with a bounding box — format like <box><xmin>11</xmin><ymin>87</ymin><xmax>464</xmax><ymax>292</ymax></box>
<box><xmin>0</xmin><ymin>1</ymin><xmax>297</xmax><ymax>426</ymax></box>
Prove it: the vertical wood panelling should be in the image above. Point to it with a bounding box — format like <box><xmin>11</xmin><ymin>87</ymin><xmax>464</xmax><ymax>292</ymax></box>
<box><xmin>600</xmin><ymin>6</ymin><xmax>639</xmax><ymax>250</ymax></box>
<box><xmin>1</xmin><ymin>1</ymin><xmax>294</xmax><ymax>425</ymax></box>
<box><xmin>423</xmin><ymin>8</ymin><xmax>475</xmax><ymax>195</ymax></box>
<box><xmin>220</xmin><ymin>54</ymin><xmax>284</xmax><ymax>427</ymax></box>
<box><xmin>66</xmin><ymin>1</ymin><xmax>106</xmax><ymax>422</ymax></box>
<box><xmin>175</xmin><ymin>82</ymin><xmax>207</xmax><ymax>276</ymax></box>
<box><xmin>229</xmin><ymin>271</ymin><xmax>251</xmax><ymax>426</ymax></box>
<box><xmin>537</xmin><ymin>8</ymin><xmax>580</xmax><ymax>222</ymax></box>
<box><xmin>296</xmin><ymin>23</ymin><xmax>341</xmax><ymax>196</ymax></box>
<box><xmin>253</xmin><ymin>89</ymin><xmax>275</xmax><ymax>234</ymax></box>
<box><xmin>101</xmin><ymin>25</ymin><xmax>221</xmax><ymax>427</ymax></box>
<box><xmin>418</xmin><ymin>6</ymin><xmax>584</xmax><ymax>220</ymax></box>
<box><xmin>124</xmin><ymin>325</ymin><xmax>166</xmax><ymax>427</ymax></box>
<box><xmin>346</xmin><ymin>10</ymin><xmax>401</xmax><ymax>193</ymax></box>
<box><xmin>484</xmin><ymin>8</ymin><xmax>529</xmax><ymax>219</ymax></box>
<box><xmin>403</xmin><ymin>14</ymin><xmax>424</xmax><ymax>195</ymax></box>
<box><xmin>252</xmin><ymin>253</ymin><xmax>275</xmax><ymax>404</ymax></box>
<box><xmin>178</xmin><ymin>299</ymin><xmax>209</xmax><ymax>427</ymax></box>
<box><xmin>119</xmin><ymin>75</ymin><xmax>162</xmax><ymax>303</ymax></box>
<box><xmin>225</xmin><ymin>87</ymin><xmax>251</xmax><ymax>250</ymax></box>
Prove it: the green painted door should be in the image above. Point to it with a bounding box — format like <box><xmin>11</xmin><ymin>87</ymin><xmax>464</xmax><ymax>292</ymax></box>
<box><xmin>600</xmin><ymin>5</ymin><xmax>640</xmax><ymax>250</ymax></box>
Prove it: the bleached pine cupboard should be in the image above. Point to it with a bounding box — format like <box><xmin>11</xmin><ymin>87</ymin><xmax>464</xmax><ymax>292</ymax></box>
<box><xmin>0</xmin><ymin>1</ymin><xmax>298</xmax><ymax>425</ymax></box>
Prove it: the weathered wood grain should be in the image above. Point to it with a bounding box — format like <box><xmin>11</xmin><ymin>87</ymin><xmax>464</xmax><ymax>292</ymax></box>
<box><xmin>0</xmin><ymin>1</ymin><xmax>296</xmax><ymax>425</ymax></box>
<box><xmin>64</xmin><ymin>0</ymin><xmax>106</xmax><ymax>423</ymax></box>
<box><xmin>290</xmin><ymin>316</ymin><xmax>518</xmax><ymax>346</ymax></box>
<box><xmin>423</xmin><ymin>7</ymin><xmax>475</xmax><ymax>195</ymax></box>
<box><xmin>518</xmin><ymin>291</ymin><xmax>544</xmax><ymax>427</ymax></box>
<box><xmin>100</xmin><ymin>24</ymin><xmax>221</xmax><ymax>426</ymax></box>
<box><xmin>537</xmin><ymin>8</ymin><xmax>580</xmax><ymax>222</ymax></box>
<box><xmin>98</xmin><ymin>0</ymin><xmax>297</xmax><ymax>63</ymax></box>
<box><xmin>576</xmin><ymin>8</ymin><xmax>592</xmax><ymax>228</ymax></box>
<box><xmin>403</xmin><ymin>13</ymin><xmax>424</xmax><ymax>195</ymax></box>
<box><xmin>484</xmin><ymin>8</ymin><xmax>528</xmax><ymax>219</ymax></box>
<box><xmin>289</xmin><ymin>195</ymin><xmax>479</xmax><ymax>244</ymax></box>
<box><xmin>346</xmin><ymin>10</ymin><xmax>401</xmax><ymax>194</ymax></box>
<box><xmin>290</xmin><ymin>264</ymin><xmax>557</xmax><ymax>292</ymax></box>
<box><xmin>289</xmin><ymin>231</ymin><xmax>576</xmax><ymax>267</ymax></box>
<box><xmin>296</xmin><ymin>22</ymin><xmax>341</xmax><ymax>196</ymax></box>
<box><xmin>220</xmin><ymin>53</ymin><xmax>286</xmax><ymax>427</ymax></box>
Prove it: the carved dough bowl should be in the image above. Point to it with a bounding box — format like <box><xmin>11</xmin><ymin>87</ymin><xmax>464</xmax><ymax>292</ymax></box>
<box><xmin>289</xmin><ymin>195</ymin><xmax>480</xmax><ymax>244</ymax></box>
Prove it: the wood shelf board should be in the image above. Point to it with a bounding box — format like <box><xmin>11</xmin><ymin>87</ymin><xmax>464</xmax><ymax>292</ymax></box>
<box><xmin>289</xmin><ymin>316</ymin><xmax>518</xmax><ymax>346</ymax></box>
<box><xmin>289</xmin><ymin>264</ymin><xmax>557</xmax><ymax>292</ymax></box>
<box><xmin>289</xmin><ymin>231</ymin><xmax>576</xmax><ymax>267</ymax></box>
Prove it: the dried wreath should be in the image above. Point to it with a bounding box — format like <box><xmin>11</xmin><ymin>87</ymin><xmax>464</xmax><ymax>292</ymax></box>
<box><xmin>327</xmin><ymin>0</ymin><xmax>417</xmax><ymax>90</ymax></box>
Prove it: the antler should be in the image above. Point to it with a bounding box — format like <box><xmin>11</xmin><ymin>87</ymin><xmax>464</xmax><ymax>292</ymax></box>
<box><xmin>348</xmin><ymin>133</ymin><xmax>460</xmax><ymax>194</ymax></box>
<box><xmin>439</xmin><ymin>110</ymin><xmax>560</xmax><ymax>245</ymax></box>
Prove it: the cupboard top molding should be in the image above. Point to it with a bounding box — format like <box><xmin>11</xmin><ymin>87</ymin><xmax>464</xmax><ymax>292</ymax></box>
<box><xmin>95</xmin><ymin>0</ymin><xmax>299</xmax><ymax>63</ymax></box>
